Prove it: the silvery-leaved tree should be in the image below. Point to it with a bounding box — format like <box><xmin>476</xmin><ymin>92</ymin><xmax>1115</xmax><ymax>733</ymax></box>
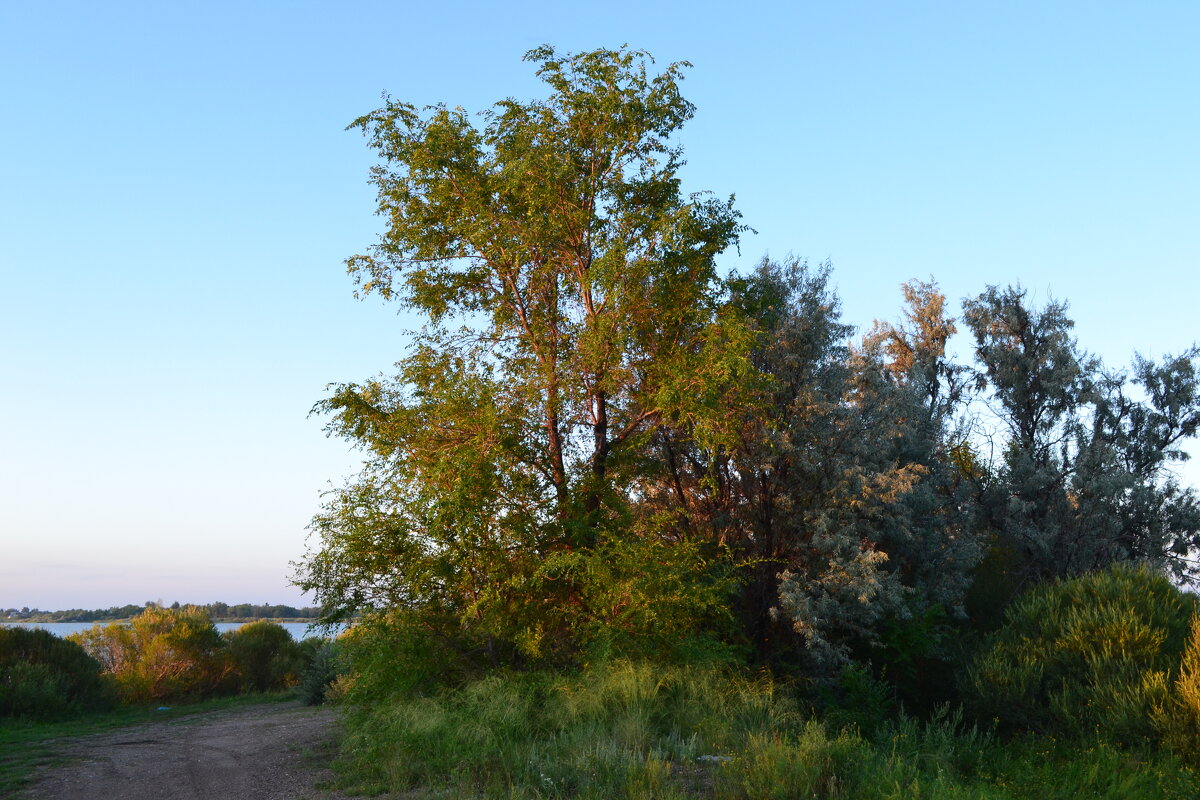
<box><xmin>643</xmin><ymin>260</ymin><xmax>984</xmax><ymax>672</ymax></box>
<box><xmin>295</xmin><ymin>46</ymin><xmax>755</xmax><ymax>665</ymax></box>
<box><xmin>963</xmin><ymin>285</ymin><xmax>1200</xmax><ymax>590</ymax></box>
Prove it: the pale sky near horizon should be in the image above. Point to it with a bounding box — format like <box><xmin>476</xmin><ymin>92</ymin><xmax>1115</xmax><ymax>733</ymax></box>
<box><xmin>2</xmin><ymin>1</ymin><xmax>1197</xmax><ymax>610</ymax></box>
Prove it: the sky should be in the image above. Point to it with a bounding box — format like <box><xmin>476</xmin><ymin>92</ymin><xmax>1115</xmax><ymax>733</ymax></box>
<box><xmin>1</xmin><ymin>1</ymin><xmax>1197</xmax><ymax>610</ymax></box>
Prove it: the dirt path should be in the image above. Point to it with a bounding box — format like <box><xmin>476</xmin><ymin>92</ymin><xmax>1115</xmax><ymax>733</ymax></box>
<box><xmin>19</xmin><ymin>701</ymin><xmax>353</xmax><ymax>800</ymax></box>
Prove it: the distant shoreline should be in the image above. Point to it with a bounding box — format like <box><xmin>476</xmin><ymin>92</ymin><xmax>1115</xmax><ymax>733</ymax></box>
<box><xmin>2</xmin><ymin>616</ymin><xmax>321</xmax><ymax>625</ymax></box>
<box><xmin>3</xmin><ymin>603</ymin><xmax>324</xmax><ymax>625</ymax></box>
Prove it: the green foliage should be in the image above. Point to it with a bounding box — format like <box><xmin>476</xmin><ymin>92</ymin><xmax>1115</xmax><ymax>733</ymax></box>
<box><xmin>298</xmin><ymin>44</ymin><xmax>754</xmax><ymax>667</ymax></box>
<box><xmin>966</xmin><ymin>563</ymin><xmax>1197</xmax><ymax>743</ymax></box>
<box><xmin>0</xmin><ymin>627</ymin><xmax>114</xmax><ymax>719</ymax></box>
<box><xmin>70</xmin><ymin>606</ymin><xmax>236</xmax><ymax>704</ymax></box>
<box><xmin>334</xmin><ymin>660</ymin><xmax>795</xmax><ymax>796</ymax></box>
<box><xmin>223</xmin><ymin>621</ymin><xmax>302</xmax><ymax>693</ymax></box>
<box><xmin>813</xmin><ymin>662</ymin><xmax>896</xmax><ymax>736</ymax></box>
<box><xmin>667</xmin><ymin>262</ymin><xmax>984</xmax><ymax>673</ymax></box>
<box><xmin>871</xmin><ymin>604</ymin><xmax>964</xmax><ymax>712</ymax></box>
<box><xmin>724</xmin><ymin>725</ymin><xmax>863</xmax><ymax>799</ymax></box>
<box><xmin>1154</xmin><ymin>615</ymin><xmax>1200</xmax><ymax>765</ymax></box>
<box><xmin>964</xmin><ymin>286</ymin><xmax>1200</xmax><ymax>586</ymax></box>
<box><xmin>336</xmin><ymin>610</ymin><xmax>474</xmax><ymax>702</ymax></box>
<box><xmin>571</xmin><ymin>529</ymin><xmax>740</xmax><ymax>664</ymax></box>
<box><xmin>330</xmin><ymin>660</ymin><xmax>1200</xmax><ymax>799</ymax></box>
<box><xmin>298</xmin><ymin>638</ymin><xmax>344</xmax><ymax>706</ymax></box>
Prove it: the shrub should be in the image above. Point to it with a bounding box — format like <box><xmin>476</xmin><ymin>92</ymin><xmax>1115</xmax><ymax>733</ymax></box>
<box><xmin>70</xmin><ymin>606</ymin><xmax>235</xmax><ymax>704</ymax></box>
<box><xmin>224</xmin><ymin>621</ymin><xmax>301</xmax><ymax>692</ymax></box>
<box><xmin>1154</xmin><ymin>615</ymin><xmax>1200</xmax><ymax>765</ymax></box>
<box><xmin>295</xmin><ymin>634</ymin><xmax>326</xmax><ymax>668</ymax></box>
<box><xmin>966</xmin><ymin>563</ymin><xmax>1197</xmax><ymax>743</ymax></box>
<box><xmin>0</xmin><ymin>627</ymin><xmax>114</xmax><ymax>719</ymax></box>
<box><xmin>813</xmin><ymin>661</ymin><xmax>895</xmax><ymax>736</ymax></box>
<box><xmin>298</xmin><ymin>639</ymin><xmax>344</xmax><ymax>705</ymax></box>
<box><xmin>871</xmin><ymin>603</ymin><xmax>967</xmax><ymax>713</ymax></box>
<box><xmin>336</xmin><ymin>610</ymin><xmax>471</xmax><ymax>704</ymax></box>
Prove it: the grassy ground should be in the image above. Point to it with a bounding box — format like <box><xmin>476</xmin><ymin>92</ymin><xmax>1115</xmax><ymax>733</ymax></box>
<box><xmin>331</xmin><ymin>661</ymin><xmax>1200</xmax><ymax>800</ymax></box>
<box><xmin>0</xmin><ymin>690</ymin><xmax>296</xmax><ymax>795</ymax></box>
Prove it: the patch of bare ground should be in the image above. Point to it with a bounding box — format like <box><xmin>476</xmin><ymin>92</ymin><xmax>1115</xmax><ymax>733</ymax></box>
<box><xmin>18</xmin><ymin>701</ymin><xmax>352</xmax><ymax>800</ymax></box>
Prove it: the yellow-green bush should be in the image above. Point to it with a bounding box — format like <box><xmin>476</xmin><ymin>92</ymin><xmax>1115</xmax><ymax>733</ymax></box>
<box><xmin>1154</xmin><ymin>615</ymin><xmax>1200</xmax><ymax>765</ymax></box>
<box><xmin>334</xmin><ymin>609</ymin><xmax>474</xmax><ymax>704</ymax></box>
<box><xmin>966</xmin><ymin>563</ymin><xmax>1197</xmax><ymax>743</ymax></box>
<box><xmin>70</xmin><ymin>606</ymin><xmax>235</xmax><ymax>704</ymax></box>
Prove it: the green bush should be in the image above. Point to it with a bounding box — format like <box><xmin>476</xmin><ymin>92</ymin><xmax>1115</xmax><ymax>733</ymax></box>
<box><xmin>223</xmin><ymin>621</ymin><xmax>301</xmax><ymax>692</ymax></box>
<box><xmin>70</xmin><ymin>606</ymin><xmax>235</xmax><ymax>704</ymax></box>
<box><xmin>0</xmin><ymin>627</ymin><xmax>114</xmax><ymax>719</ymax></box>
<box><xmin>1154</xmin><ymin>615</ymin><xmax>1200</xmax><ymax>765</ymax></box>
<box><xmin>298</xmin><ymin>639</ymin><xmax>344</xmax><ymax>705</ymax></box>
<box><xmin>872</xmin><ymin>604</ymin><xmax>967</xmax><ymax>713</ymax></box>
<box><xmin>814</xmin><ymin>662</ymin><xmax>895</xmax><ymax>736</ymax></box>
<box><xmin>966</xmin><ymin>563</ymin><xmax>1197</xmax><ymax>743</ymax></box>
<box><xmin>336</xmin><ymin>610</ymin><xmax>471</xmax><ymax>704</ymax></box>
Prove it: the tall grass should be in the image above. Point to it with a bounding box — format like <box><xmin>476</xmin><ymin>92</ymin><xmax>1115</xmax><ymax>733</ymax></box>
<box><xmin>332</xmin><ymin>660</ymin><xmax>1200</xmax><ymax>799</ymax></box>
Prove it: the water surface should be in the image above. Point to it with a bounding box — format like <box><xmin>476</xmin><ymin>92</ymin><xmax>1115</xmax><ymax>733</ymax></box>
<box><xmin>0</xmin><ymin>621</ymin><xmax>342</xmax><ymax>640</ymax></box>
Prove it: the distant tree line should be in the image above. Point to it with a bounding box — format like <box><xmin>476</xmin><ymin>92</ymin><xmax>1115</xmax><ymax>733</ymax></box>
<box><xmin>3</xmin><ymin>601</ymin><xmax>321</xmax><ymax>623</ymax></box>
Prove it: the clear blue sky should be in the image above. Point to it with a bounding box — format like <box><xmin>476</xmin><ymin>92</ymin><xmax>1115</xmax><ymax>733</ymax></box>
<box><xmin>2</xmin><ymin>1</ymin><xmax>1197</xmax><ymax>609</ymax></box>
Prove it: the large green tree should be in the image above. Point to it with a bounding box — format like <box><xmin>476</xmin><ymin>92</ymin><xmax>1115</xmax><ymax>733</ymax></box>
<box><xmin>297</xmin><ymin>46</ymin><xmax>752</xmax><ymax>664</ymax></box>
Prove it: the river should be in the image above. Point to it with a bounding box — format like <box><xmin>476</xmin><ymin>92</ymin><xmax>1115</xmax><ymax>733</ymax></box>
<box><xmin>0</xmin><ymin>621</ymin><xmax>343</xmax><ymax>640</ymax></box>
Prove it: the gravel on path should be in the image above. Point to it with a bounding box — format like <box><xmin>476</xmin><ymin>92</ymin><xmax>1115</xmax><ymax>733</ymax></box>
<box><xmin>18</xmin><ymin>701</ymin><xmax>353</xmax><ymax>800</ymax></box>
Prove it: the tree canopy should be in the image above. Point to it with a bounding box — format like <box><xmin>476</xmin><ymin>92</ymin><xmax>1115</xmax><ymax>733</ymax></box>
<box><xmin>298</xmin><ymin>46</ymin><xmax>756</xmax><ymax>664</ymax></box>
<box><xmin>297</xmin><ymin>45</ymin><xmax>1200</xmax><ymax>678</ymax></box>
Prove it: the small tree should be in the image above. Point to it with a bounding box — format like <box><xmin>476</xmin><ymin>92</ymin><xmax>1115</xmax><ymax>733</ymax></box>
<box><xmin>642</xmin><ymin>261</ymin><xmax>984</xmax><ymax>672</ymax></box>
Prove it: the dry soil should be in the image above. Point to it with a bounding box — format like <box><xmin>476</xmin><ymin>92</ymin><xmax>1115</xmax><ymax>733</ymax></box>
<box><xmin>18</xmin><ymin>701</ymin><xmax>352</xmax><ymax>800</ymax></box>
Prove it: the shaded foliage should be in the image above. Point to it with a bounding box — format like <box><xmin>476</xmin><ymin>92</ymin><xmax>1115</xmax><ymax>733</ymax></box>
<box><xmin>0</xmin><ymin>627</ymin><xmax>114</xmax><ymax>719</ymax></box>
<box><xmin>223</xmin><ymin>621</ymin><xmax>304</xmax><ymax>693</ymax></box>
<box><xmin>645</xmin><ymin>261</ymin><xmax>984</xmax><ymax>672</ymax></box>
<box><xmin>298</xmin><ymin>638</ymin><xmax>345</xmax><ymax>706</ymax></box>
